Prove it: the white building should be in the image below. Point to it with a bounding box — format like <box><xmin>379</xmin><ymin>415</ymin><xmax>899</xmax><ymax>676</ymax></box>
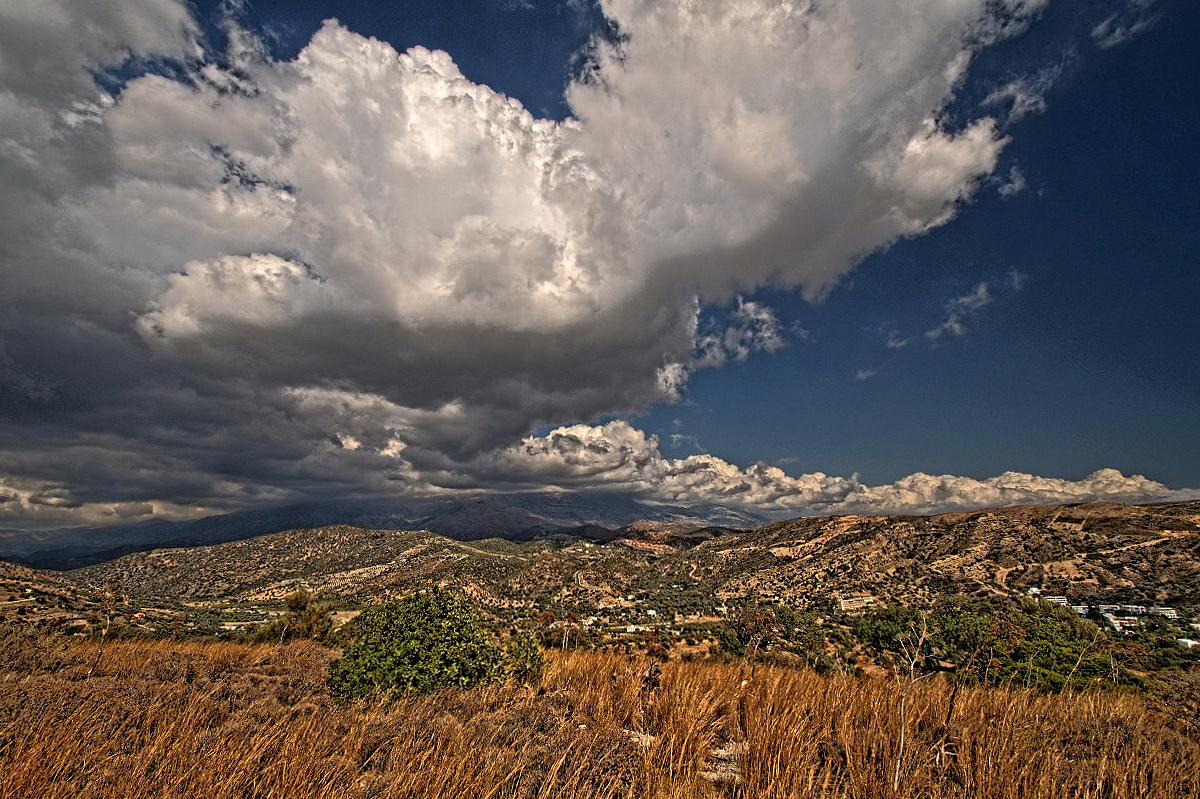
<box><xmin>838</xmin><ymin>593</ymin><xmax>878</xmax><ymax>612</ymax></box>
<box><xmin>1103</xmin><ymin>614</ymin><xmax>1141</xmax><ymax>634</ymax></box>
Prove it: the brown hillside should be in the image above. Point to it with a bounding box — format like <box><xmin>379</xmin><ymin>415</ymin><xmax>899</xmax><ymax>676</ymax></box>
<box><xmin>62</xmin><ymin>500</ymin><xmax>1200</xmax><ymax>623</ymax></box>
<box><xmin>682</xmin><ymin>501</ymin><xmax>1200</xmax><ymax>611</ymax></box>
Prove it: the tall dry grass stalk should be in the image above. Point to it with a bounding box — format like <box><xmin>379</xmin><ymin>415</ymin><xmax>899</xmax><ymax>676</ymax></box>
<box><xmin>0</xmin><ymin>639</ymin><xmax>1196</xmax><ymax>798</ymax></box>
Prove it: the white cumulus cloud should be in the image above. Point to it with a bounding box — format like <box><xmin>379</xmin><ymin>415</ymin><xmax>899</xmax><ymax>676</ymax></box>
<box><xmin>484</xmin><ymin>421</ymin><xmax>1200</xmax><ymax>515</ymax></box>
<box><xmin>0</xmin><ymin>0</ymin><xmax>1089</xmax><ymax>523</ymax></box>
<box><xmin>693</xmin><ymin>297</ymin><xmax>786</xmax><ymax>369</ymax></box>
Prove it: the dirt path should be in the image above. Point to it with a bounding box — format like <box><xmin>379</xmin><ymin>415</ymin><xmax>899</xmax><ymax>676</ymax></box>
<box><xmin>1097</xmin><ymin>530</ymin><xmax>1195</xmax><ymax>555</ymax></box>
<box><xmin>994</xmin><ymin>565</ymin><xmax>1020</xmax><ymax>588</ymax></box>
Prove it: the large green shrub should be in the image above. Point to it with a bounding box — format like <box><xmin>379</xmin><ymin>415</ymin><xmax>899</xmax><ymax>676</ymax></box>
<box><xmin>327</xmin><ymin>586</ymin><xmax>504</xmax><ymax>700</ymax></box>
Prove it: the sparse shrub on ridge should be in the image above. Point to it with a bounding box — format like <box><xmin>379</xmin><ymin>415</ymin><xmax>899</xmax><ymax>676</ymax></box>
<box><xmin>0</xmin><ymin>619</ymin><xmax>74</xmax><ymax>674</ymax></box>
<box><xmin>242</xmin><ymin>589</ymin><xmax>337</xmax><ymax>645</ymax></box>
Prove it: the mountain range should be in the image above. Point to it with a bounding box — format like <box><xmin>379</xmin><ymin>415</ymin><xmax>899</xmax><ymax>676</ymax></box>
<box><xmin>55</xmin><ymin>499</ymin><xmax>1200</xmax><ymax>618</ymax></box>
<box><xmin>2</xmin><ymin>498</ymin><xmax>1197</xmax><ymax>641</ymax></box>
<box><xmin>0</xmin><ymin>492</ymin><xmax>768</xmax><ymax>570</ymax></box>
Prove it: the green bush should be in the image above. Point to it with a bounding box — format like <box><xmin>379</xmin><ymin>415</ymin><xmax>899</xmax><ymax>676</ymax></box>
<box><xmin>243</xmin><ymin>590</ymin><xmax>336</xmax><ymax>645</ymax></box>
<box><xmin>850</xmin><ymin>599</ymin><xmax>1140</xmax><ymax>693</ymax></box>
<box><xmin>327</xmin><ymin>586</ymin><xmax>504</xmax><ymax>700</ymax></box>
<box><xmin>503</xmin><ymin>629</ymin><xmax>546</xmax><ymax>686</ymax></box>
<box><xmin>714</xmin><ymin>626</ymin><xmax>746</xmax><ymax>656</ymax></box>
<box><xmin>852</xmin><ymin>605</ymin><xmax>922</xmax><ymax>653</ymax></box>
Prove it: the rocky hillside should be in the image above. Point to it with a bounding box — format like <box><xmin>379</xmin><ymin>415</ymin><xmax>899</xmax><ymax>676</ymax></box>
<box><xmin>72</xmin><ymin>526</ymin><xmax>534</xmax><ymax>603</ymax></box>
<box><xmin>0</xmin><ymin>559</ymin><xmax>108</xmax><ymax>627</ymax></box>
<box><xmin>66</xmin><ymin>501</ymin><xmax>1200</xmax><ymax>620</ymax></box>
<box><xmin>679</xmin><ymin>501</ymin><xmax>1200</xmax><ymax>611</ymax></box>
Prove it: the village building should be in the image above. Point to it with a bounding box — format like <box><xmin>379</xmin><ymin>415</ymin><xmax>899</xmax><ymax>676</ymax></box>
<box><xmin>837</xmin><ymin>592</ymin><xmax>878</xmax><ymax>613</ymax></box>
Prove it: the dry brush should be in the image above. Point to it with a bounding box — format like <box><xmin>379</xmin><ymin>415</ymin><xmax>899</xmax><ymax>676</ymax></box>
<box><xmin>0</xmin><ymin>638</ymin><xmax>1196</xmax><ymax>798</ymax></box>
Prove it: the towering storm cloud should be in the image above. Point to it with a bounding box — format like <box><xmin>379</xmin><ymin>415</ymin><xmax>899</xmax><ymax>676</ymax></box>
<box><xmin>0</xmin><ymin>0</ymin><xmax>1189</xmax><ymax>528</ymax></box>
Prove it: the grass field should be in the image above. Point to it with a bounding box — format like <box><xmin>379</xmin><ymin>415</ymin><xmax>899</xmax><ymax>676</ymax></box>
<box><xmin>1</xmin><ymin>637</ymin><xmax>1197</xmax><ymax>798</ymax></box>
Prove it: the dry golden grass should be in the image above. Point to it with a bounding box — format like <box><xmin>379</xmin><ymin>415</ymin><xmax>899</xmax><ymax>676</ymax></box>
<box><xmin>1</xmin><ymin>639</ymin><xmax>1196</xmax><ymax>798</ymax></box>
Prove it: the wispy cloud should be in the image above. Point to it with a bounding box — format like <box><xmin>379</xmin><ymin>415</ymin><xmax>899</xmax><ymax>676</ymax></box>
<box><xmin>984</xmin><ymin>81</ymin><xmax>1048</xmax><ymax>122</ymax></box>
<box><xmin>982</xmin><ymin>49</ymin><xmax>1075</xmax><ymax>125</ymax></box>
<box><xmin>1008</xmin><ymin>268</ymin><xmax>1029</xmax><ymax>291</ymax></box>
<box><xmin>925</xmin><ymin>283</ymin><xmax>993</xmax><ymax>340</ymax></box>
<box><xmin>1092</xmin><ymin>1</ymin><xmax>1161</xmax><ymax>49</ymax></box>
<box><xmin>997</xmin><ymin>165</ymin><xmax>1028</xmax><ymax>197</ymax></box>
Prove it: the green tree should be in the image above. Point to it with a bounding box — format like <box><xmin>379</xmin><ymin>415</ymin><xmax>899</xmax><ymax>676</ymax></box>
<box><xmin>989</xmin><ymin>599</ymin><xmax>1112</xmax><ymax>692</ymax></box>
<box><xmin>327</xmin><ymin>586</ymin><xmax>503</xmax><ymax>700</ymax></box>
<box><xmin>930</xmin><ymin>596</ymin><xmax>995</xmax><ymax>661</ymax></box>
<box><xmin>783</xmin><ymin>610</ymin><xmax>830</xmax><ymax>670</ymax></box>
<box><xmin>725</xmin><ymin>601</ymin><xmax>779</xmax><ymax>658</ymax></box>
<box><xmin>504</xmin><ymin>629</ymin><xmax>546</xmax><ymax>686</ymax></box>
<box><xmin>851</xmin><ymin>599</ymin><xmax>1133</xmax><ymax>693</ymax></box>
<box><xmin>853</xmin><ymin>605</ymin><xmax>922</xmax><ymax>658</ymax></box>
<box><xmin>244</xmin><ymin>589</ymin><xmax>335</xmax><ymax>645</ymax></box>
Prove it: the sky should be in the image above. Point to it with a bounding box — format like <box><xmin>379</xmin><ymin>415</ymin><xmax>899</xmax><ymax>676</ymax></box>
<box><xmin>1</xmin><ymin>0</ymin><xmax>1198</xmax><ymax>533</ymax></box>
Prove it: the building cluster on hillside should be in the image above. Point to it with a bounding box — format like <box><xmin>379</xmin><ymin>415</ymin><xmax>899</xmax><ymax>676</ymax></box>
<box><xmin>836</xmin><ymin>592</ymin><xmax>878</xmax><ymax>613</ymax></box>
<box><xmin>1028</xmin><ymin>588</ymin><xmax>1186</xmax><ymax>636</ymax></box>
<box><xmin>1096</xmin><ymin>604</ymin><xmax>1182</xmax><ymax>635</ymax></box>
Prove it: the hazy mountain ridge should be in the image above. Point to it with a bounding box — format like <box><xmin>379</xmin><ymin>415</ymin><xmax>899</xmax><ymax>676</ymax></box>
<box><xmin>0</xmin><ymin>493</ymin><xmax>768</xmax><ymax>570</ymax></box>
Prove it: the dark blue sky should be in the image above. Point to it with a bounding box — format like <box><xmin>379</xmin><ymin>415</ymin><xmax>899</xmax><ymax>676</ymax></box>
<box><xmin>638</xmin><ymin>0</ymin><xmax>1200</xmax><ymax>485</ymax></box>
<box><xmin>198</xmin><ymin>0</ymin><xmax>607</xmax><ymax>118</ymax></box>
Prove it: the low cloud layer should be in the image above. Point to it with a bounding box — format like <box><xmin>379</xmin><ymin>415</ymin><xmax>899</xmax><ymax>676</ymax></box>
<box><xmin>3</xmin><ymin>0</ymin><xmax>1185</xmax><ymax>529</ymax></box>
<box><xmin>486</xmin><ymin>421</ymin><xmax>1200</xmax><ymax>516</ymax></box>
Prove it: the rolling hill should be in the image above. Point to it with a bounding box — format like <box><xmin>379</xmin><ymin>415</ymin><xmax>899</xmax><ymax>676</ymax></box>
<box><xmin>61</xmin><ymin>500</ymin><xmax>1200</xmax><ymax>622</ymax></box>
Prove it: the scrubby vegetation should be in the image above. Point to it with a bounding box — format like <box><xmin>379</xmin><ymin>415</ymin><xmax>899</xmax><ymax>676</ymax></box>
<box><xmin>852</xmin><ymin>598</ymin><xmax>1143</xmax><ymax>693</ymax></box>
<box><xmin>241</xmin><ymin>588</ymin><xmax>341</xmax><ymax>645</ymax></box>
<box><xmin>1</xmin><ymin>620</ymin><xmax>1198</xmax><ymax>799</ymax></box>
